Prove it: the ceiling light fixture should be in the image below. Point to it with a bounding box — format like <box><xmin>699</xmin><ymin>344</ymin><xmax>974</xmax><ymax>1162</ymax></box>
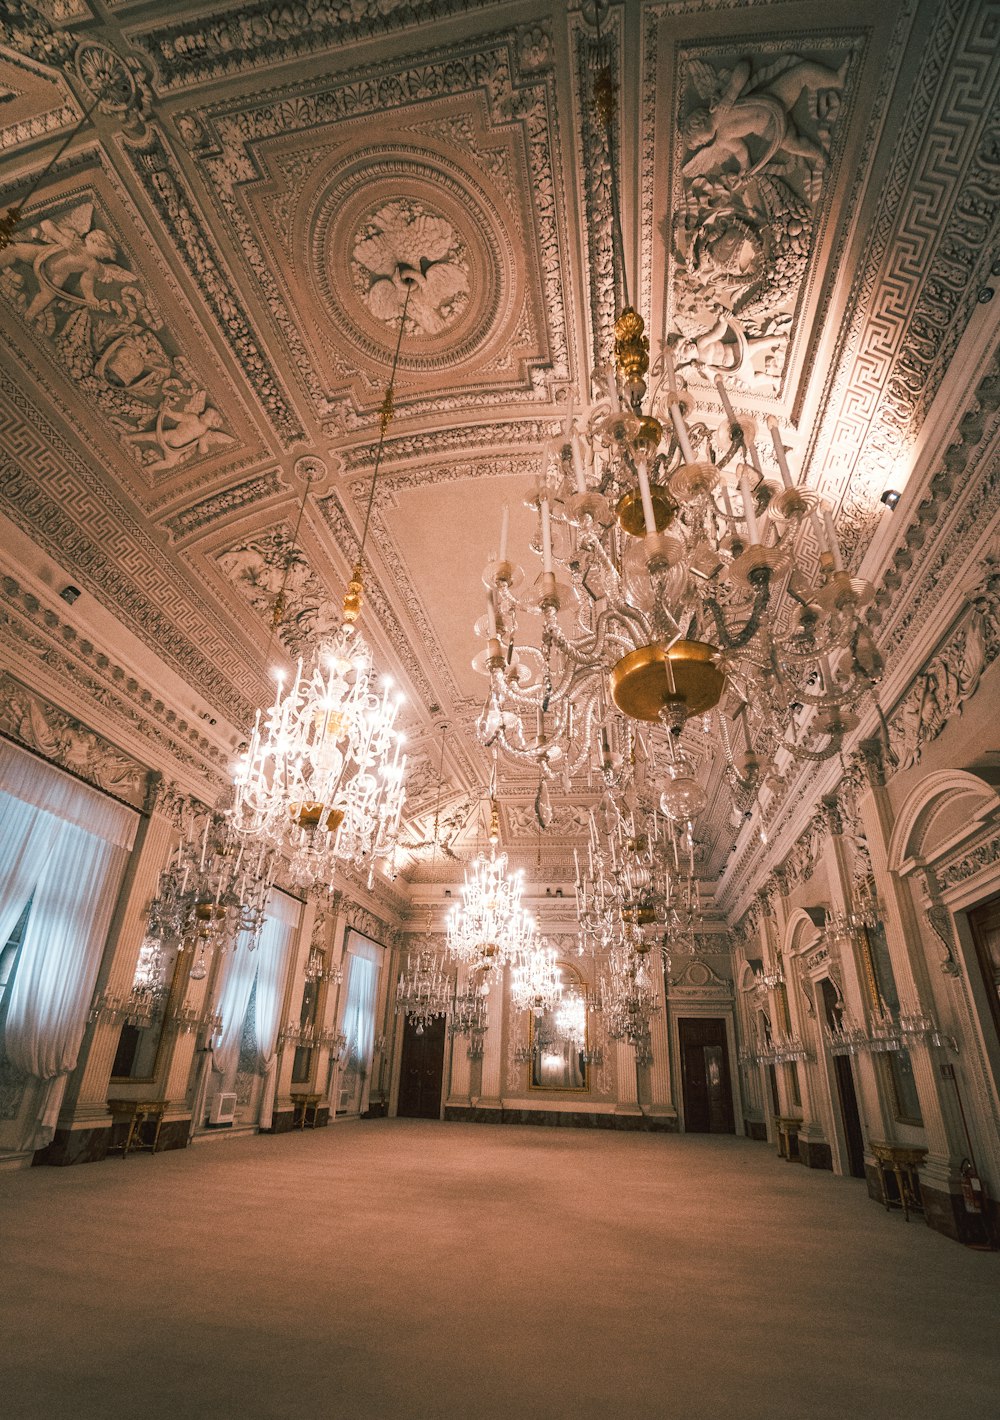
<box><xmin>229</xmin><ymin>288</ymin><xmax>413</xmax><ymax>889</ymax></box>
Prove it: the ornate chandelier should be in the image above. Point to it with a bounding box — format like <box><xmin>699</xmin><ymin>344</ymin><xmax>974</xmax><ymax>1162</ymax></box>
<box><xmin>553</xmin><ymin>987</ymin><xmax>588</xmax><ymax>1049</ymax></box>
<box><xmin>600</xmin><ymin>944</ymin><xmax>661</xmax><ymax>1063</ymax></box>
<box><xmin>143</xmin><ymin>813</ymin><xmax>274</xmax><ymax>980</ymax></box>
<box><xmin>231</xmin><ymin>628</ymin><xmax>407</xmax><ymax>889</ymax></box>
<box><xmin>471</xmin><ymin>29</ymin><xmax>881</xmax><ymax>827</ymax></box>
<box><xmin>230</xmin><ymin>289</ymin><xmax>413</xmax><ymax>890</ymax></box>
<box><xmin>395</xmin><ymin>948</ymin><xmax>453</xmax><ymax>1035</ymax></box>
<box><xmin>510</xmin><ymin>939</ymin><xmax>563</xmax><ymax>1016</ymax></box>
<box><xmin>444</xmin><ymin>799</ymin><xmax>535</xmax><ymax>971</ymax></box>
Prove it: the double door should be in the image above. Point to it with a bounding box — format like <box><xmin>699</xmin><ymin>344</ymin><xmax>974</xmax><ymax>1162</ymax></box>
<box><xmin>679</xmin><ymin>1017</ymin><xmax>735</xmax><ymax>1133</ymax></box>
<box><xmin>396</xmin><ymin>1014</ymin><xmax>446</xmax><ymax>1119</ymax></box>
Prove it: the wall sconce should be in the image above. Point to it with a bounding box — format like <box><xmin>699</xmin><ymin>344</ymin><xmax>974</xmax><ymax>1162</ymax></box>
<box><xmin>880</xmin><ymin>489</ymin><xmax>901</xmax><ymax>509</ymax></box>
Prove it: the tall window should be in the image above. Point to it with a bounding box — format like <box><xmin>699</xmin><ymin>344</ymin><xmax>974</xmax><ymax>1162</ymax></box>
<box><xmin>0</xmin><ymin>741</ymin><xmax>137</xmax><ymax>1147</ymax></box>
<box><xmin>338</xmin><ymin>933</ymin><xmax>382</xmax><ymax>1114</ymax></box>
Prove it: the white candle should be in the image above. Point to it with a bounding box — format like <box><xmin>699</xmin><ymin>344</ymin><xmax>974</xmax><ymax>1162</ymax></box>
<box><xmin>540</xmin><ymin>495</ymin><xmax>553</xmax><ymax>574</ymax></box>
<box><xmin>670</xmin><ymin>402</ymin><xmax>695</xmax><ymax>464</ymax></box>
<box><xmin>605</xmin><ymin>367</ymin><xmax>621</xmax><ymax>413</ymax></box>
<box><xmin>636</xmin><ymin>457</ymin><xmax>657</xmax><ymax>536</ymax></box>
<box><xmin>767</xmin><ymin>415</ymin><xmax>794</xmax><ymax>491</ymax></box>
<box><xmin>822</xmin><ymin>508</ymin><xmax>844</xmax><ymax>571</ymax></box>
<box><xmin>499</xmin><ymin>504</ymin><xmax>509</xmax><ymax>563</ymax></box>
<box><xmin>713</xmin><ymin>374</ymin><xmax>738</xmax><ymax>430</ymax></box>
<box><xmin>571</xmin><ymin>436</ymin><xmax>587</xmax><ymax>494</ymax></box>
<box><xmin>486</xmin><ymin>591</ymin><xmax>497</xmax><ymax>638</ymax></box>
<box><xmin>739</xmin><ymin>468</ymin><xmax>760</xmax><ymax>545</ymax></box>
<box><xmin>199</xmin><ymin>822</ymin><xmax>208</xmax><ymax>872</ymax></box>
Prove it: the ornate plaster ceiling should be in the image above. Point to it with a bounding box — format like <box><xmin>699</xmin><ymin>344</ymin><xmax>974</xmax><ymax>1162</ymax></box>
<box><xmin>1</xmin><ymin>0</ymin><xmax>997</xmax><ymax>905</ymax></box>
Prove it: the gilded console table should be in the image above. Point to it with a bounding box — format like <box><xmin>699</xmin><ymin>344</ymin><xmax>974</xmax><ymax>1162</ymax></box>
<box><xmin>290</xmin><ymin>1092</ymin><xmax>323</xmax><ymax>1129</ymax></box>
<box><xmin>775</xmin><ymin>1115</ymin><xmax>802</xmax><ymax>1161</ymax></box>
<box><xmin>871</xmin><ymin>1141</ymin><xmax>927</xmax><ymax>1221</ymax></box>
<box><xmin>107</xmin><ymin>1098</ymin><xmax>167</xmax><ymax>1157</ymax></box>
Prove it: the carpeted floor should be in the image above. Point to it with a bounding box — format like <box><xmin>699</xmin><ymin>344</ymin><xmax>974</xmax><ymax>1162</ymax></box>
<box><xmin>1</xmin><ymin>1120</ymin><xmax>997</xmax><ymax>1419</ymax></box>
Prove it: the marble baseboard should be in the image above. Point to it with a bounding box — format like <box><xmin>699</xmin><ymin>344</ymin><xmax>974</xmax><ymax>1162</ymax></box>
<box><xmin>797</xmin><ymin>1136</ymin><xmax>833</xmax><ymax>1170</ymax></box>
<box><xmin>744</xmin><ymin>1119</ymin><xmax>768</xmax><ymax>1141</ymax></box>
<box><xmin>443</xmin><ymin>1105</ymin><xmax>677</xmax><ymax>1132</ymax></box>
<box><xmin>920</xmin><ymin>1183</ymin><xmax>998</xmax><ymax>1247</ymax></box>
<box><xmin>35</xmin><ymin>1124</ymin><xmax>111</xmax><ymax>1167</ymax></box>
<box><xmin>265</xmin><ymin>1109</ymin><xmax>295</xmax><ymax>1135</ymax></box>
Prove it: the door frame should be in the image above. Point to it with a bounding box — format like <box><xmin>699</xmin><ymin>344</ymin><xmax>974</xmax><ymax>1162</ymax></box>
<box><xmin>670</xmin><ymin>1005</ymin><xmax>741</xmax><ymax>1134</ymax></box>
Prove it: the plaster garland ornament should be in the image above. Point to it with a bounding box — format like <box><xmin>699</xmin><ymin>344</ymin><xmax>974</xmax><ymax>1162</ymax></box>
<box><xmin>352</xmin><ymin>201</ymin><xmax>470</xmax><ymax>337</ymax></box>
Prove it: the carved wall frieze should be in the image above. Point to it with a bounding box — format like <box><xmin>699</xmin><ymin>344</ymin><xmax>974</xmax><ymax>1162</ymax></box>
<box><xmin>571</xmin><ymin>14</ymin><xmax>621</xmax><ymax>369</ymax></box>
<box><xmin>0</xmin><ymin>670</ymin><xmax>150</xmax><ymax>809</ymax></box>
<box><xmin>122</xmin><ymin>128</ymin><xmax>305</xmax><ymax>446</ymax></box>
<box><xmin>871</xmin><ymin>364</ymin><xmax>1000</xmax><ymax>643</ymax></box>
<box><xmin>128</xmin><ymin>1</ymin><xmax>496</xmax><ymax>92</ymax></box>
<box><xmin>0</xmin><ymin>48</ymin><xmax>79</xmax><ymax>152</ymax></box>
<box><xmin>668</xmin><ymin>958</ymin><xmax>733</xmax><ymax>999</ymax></box>
<box><xmin>0</xmin><ymin>574</ymin><xmax>231</xmax><ymax>782</ymax></box>
<box><xmin>801</xmin><ymin>0</ymin><xmax>1000</xmax><ymax>563</ymax></box>
<box><xmin>337</xmin><ymin>419</ymin><xmax>557</xmax><ymax>473</ymax></box>
<box><xmin>885</xmin><ymin>540</ymin><xmax>1000</xmax><ymax>774</ymax></box>
<box><xmin>0</xmin><ymin>371</ymin><xmax>263</xmax><ymax>722</ymax></box>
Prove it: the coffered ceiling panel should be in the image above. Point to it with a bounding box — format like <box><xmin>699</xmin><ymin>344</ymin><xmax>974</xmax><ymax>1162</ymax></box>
<box><xmin>160</xmin><ymin>29</ymin><xmax>574</xmax><ymax>433</ymax></box>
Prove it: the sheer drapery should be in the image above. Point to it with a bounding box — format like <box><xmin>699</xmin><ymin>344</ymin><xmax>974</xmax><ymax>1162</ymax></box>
<box><xmin>212</xmin><ymin>930</ymin><xmax>260</xmax><ymax>1083</ymax></box>
<box><xmin>0</xmin><ymin>742</ymin><xmax>137</xmax><ymax>1147</ymax></box>
<box><xmin>341</xmin><ymin>947</ymin><xmax>379</xmax><ymax>1074</ymax></box>
<box><xmin>255</xmin><ymin>890</ymin><xmax>299</xmax><ymax>1130</ymax></box>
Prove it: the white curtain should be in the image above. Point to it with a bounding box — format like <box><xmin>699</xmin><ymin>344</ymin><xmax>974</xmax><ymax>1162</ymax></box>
<box><xmin>211</xmin><ymin>930</ymin><xmax>260</xmax><ymax>1083</ymax></box>
<box><xmin>0</xmin><ymin>742</ymin><xmax>137</xmax><ymax>1148</ymax></box>
<box><xmin>341</xmin><ymin>942</ymin><xmax>380</xmax><ymax>1076</ymax></box>
<box><xmin>254</xmin><ymin>889</ymin><xmax>299</xmax><ymax>1130</ymax></box>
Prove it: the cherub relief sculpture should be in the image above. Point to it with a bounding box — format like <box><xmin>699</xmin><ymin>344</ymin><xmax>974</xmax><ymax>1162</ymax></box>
<box><xmin>352</xmin><ymin>201</ymin><xmax>470</xmax><ymax>337</ymax></box>
<box><xmin>681</xmin><ymin>55</ymin><xmax>850</xmax><ymax>186</ymax></box>
<box><xmin>0</xmin><ymin>208</ymin><xmax>137</xmax><ymax>319</ymax></box>
<box><xmin>672</xmin><ymin>50</ymin><xmax>852</xmax><ymax>392</ymax></box>
<box><xmin>0</xmin><ymin>201</ymin><xmax>234</xmax><ymax>472</ymax></box>
<box><xmin>124</xmin><ymin>390</ymin><xmax>233</xmax><ymax>471</ymax></box>
<box><xmin>217</xmin><ymin>532</ymin><xmax>340</xmax><ymax>656</ymax></box>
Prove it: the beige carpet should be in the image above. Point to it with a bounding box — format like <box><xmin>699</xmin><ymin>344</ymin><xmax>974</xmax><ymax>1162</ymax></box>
<box><xmin>1</xmin><ymin>1120</ymin><xmax>997</xmax><ymax>1419</ymax></box>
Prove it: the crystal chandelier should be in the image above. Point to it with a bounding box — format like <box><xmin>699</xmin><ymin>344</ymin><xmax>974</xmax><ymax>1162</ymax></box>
<box><xmin>444</xmin><ymin>799</ymin><xmax>535</xmax><ymax>972</ymax></box>
<box><xmin>600</xmin><ymin>944</ymin><xmax>661</xmax><ymax>1062</ymax></box>
<box><xmin>471</xmin><ymin>23</ymin><xmax>881</xmax><ymax>821</ymax></box>
<box><xmin>553</xmin><ymin>987</ymin><xmax>588</xmax><ymax>1049</ymax></box>
<box><xmin>395</xmin><ymin>948</ymin><xmax>453</xmax><ymax>1034</ymax></box>
<box><xmin>449</xmin><ymin>981</ymin><xmax>489</xmax><ymax>1041</ymax></box>
<box><xmin>510</xmin><ymin>939</ymin><xmax>563</xmax><ymax>1016</ymax></box>
<box><xmin>230</xmin><ymin>287</ymin><xmax>414</xmax><ymax>891</ymax></box>
<box><xmin>143</xmin><ymin>813</ymin><xmax>274</xmax><ymax>980</ymax></box>
<box><xmin>574</xmin><ymin>793</ymin><xmax>704</xmax><ymax>959</ymax></box>
<box><xmin>231</xmin><ymin>629</ymin><xmax>407</xmax><ymax>889</ymax></box>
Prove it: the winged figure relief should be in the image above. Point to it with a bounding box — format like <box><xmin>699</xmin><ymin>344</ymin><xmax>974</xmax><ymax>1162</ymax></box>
<box><xmin>0</xmin><ymin>202</ymin><xmax>137</xmax><ymax>319</ymax></box>
<box><xmin>681</xmin><ymin>55</ymin><xmax>850</xmax><ymax>185</ymax></box>
<box><xmin>353</xmin><ymin>202</ymin><xmax>470</xmax><ymax>336</ymax></box>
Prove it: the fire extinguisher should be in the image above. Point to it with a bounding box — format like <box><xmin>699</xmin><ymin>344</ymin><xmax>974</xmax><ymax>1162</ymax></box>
<box><xmin>960</xmin><ymin>1157</ymin><xmax>986</xmax><ymax>1215</ymax></box>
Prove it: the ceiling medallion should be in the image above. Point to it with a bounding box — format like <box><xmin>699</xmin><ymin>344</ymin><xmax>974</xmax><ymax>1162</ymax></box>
<box><xmin>352</xmin><ymin>200</ymin><xmax>470</xmax><ymax>338</ymax></box>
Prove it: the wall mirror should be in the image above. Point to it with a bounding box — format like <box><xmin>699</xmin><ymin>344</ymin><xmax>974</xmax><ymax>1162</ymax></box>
<box><xmin>529</xmin><ymin>962</ymin><xmax>589</xmax><ymax>1092</ymax></box>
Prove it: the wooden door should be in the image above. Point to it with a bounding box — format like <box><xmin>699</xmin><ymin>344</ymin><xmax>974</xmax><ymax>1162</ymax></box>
<box><xmin>679</xmin><ymin>1017</ymin><xmax>735</xmax><ymax>1134</ymax></box>
<box><xmin>396</xmin><ymin>1013</ymin><xmax>446</xmax><ymax>1119</ymax></box>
